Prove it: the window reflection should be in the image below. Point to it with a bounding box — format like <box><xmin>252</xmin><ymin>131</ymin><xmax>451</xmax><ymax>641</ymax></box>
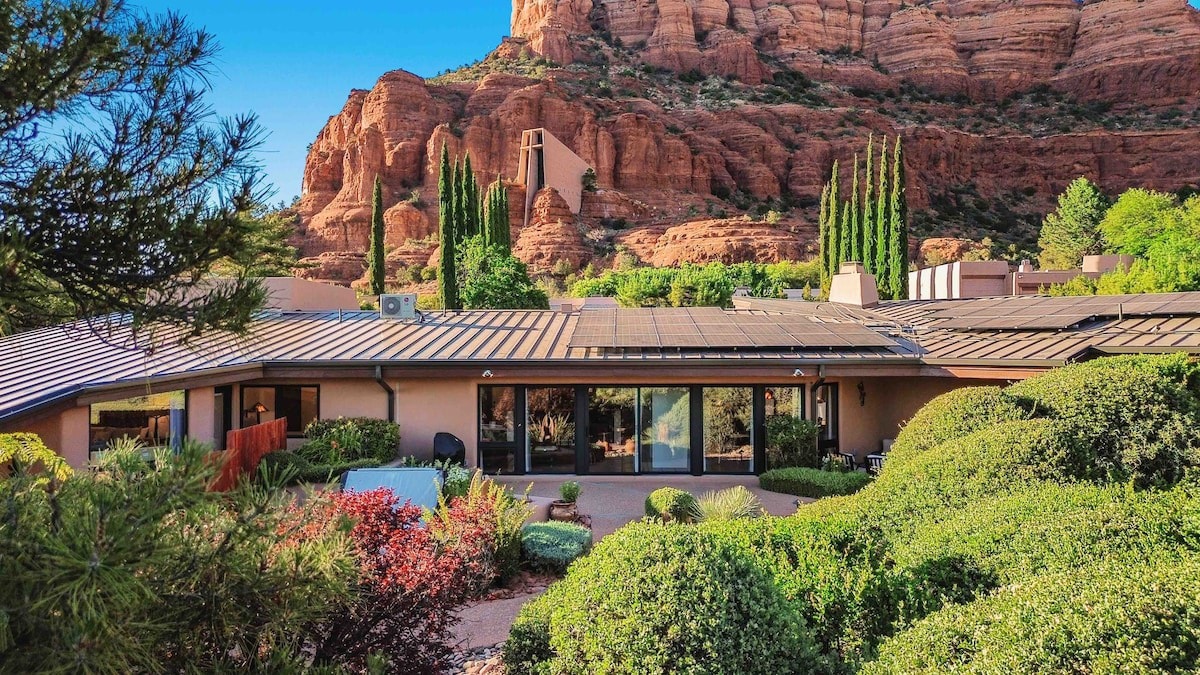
<box><xmin>587</xmin><ymin>387</ymin><xmax>637</xmax><ymax>473</ymax></box>
<box><xmin>703</xmin><ymin>387</ymin><xmax>753</xmax><ymax>473</ymax></box>
<box><xmin>527</xmin><ymin>387</ymin><xmax>576</xmax><ymax>474</ymax></box>
<box><xmin>639</xmin><ymin>387</ymin><xmax>690</xmax><ymax>473</ymax></box>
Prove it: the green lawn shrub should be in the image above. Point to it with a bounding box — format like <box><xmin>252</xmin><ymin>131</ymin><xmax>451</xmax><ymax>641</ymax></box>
<box><xmin>644</xmin><ymin>486</ymin><xmax>697</xmax><ymax>522</ymax></box>
<box><xmin>521</xmin><ymin>522</ymin><xmax>593</xmax><ymax>574</ymax></box>
<box><xmin>885</xmin><ymin>386</ymin><xmax>1027</xmax><ymax>468</ymax></box>
<box><xmin>864</xmin><ymin>556</ymin><xmax>1200</xmax><ymax>674</ymax></box>
<box><xmin>504</xmin><ymin>522</ymin><xmax>821</xmax><ymax>675</ymax></box>
<box><xmin>1005</xmin><ymin>353</ymin><xmax>1200</xmax><ymax>487</ymax></box>
<box><xmin>257</xmin><ymin>451</ymin><xmax>379</xmax><ymax>485</ymax></box>
<box><xmin>760</xmin><ymin>467</ymin><xmax>873</xmax><ymax>498</ymax></box>
<box><xmin>302</xmin><ymin>417</ymin><xmax>401</xmax><ymax>464</ymax></box>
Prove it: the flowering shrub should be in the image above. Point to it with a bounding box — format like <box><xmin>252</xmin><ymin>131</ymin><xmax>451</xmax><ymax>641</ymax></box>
<box><xmin>299</xmin><ymin>489</ymin><xmax>485</xmax><ymax>673</ymax></box>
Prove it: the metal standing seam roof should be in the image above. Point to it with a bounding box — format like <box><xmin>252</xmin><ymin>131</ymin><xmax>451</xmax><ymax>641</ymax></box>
<box><xmin>0</xmin><ymin>308</ymin><xmax>913</xmax><ymax>423</ymax></box>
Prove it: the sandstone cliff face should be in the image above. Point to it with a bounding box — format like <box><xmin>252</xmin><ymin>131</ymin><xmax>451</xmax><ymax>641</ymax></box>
<box><xmin>511</xmin><ymin>0</ymin><xmax>1200</xmax><ymax>102</ymax></box>
<box><xmin>293</xmin><ymin>0</ymin><xmax>1200</xmax><ymax>285</ymax></box>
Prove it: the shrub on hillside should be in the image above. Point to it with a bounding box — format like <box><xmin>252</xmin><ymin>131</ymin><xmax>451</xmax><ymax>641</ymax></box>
<box><xmin>644</xmin><ymin>486</ymin><xmax>697</xmax><ymax>522</ymax></box>
<box><xmin>504</xmin><ymin>522</ymin><xmax>821</xmax><ymax>675</ymax></box>
<box><xmin>1005</xmin><ymin>353</ymin><xmax>1200</xmax><ymax>487</ymax></box>
<box><xmin>760</xmin><ymin>467</ymin><xmax>873</xmax><ymax>498</ymax></box>
<box><xmin>885</xmin><ymin>386</ymin><xmax>1027</xmax><ymax>467</ymax></box>
<box><xmin>302</xmin><ymin>417</ymin><xmax>401</xmax><ymax>464</ymax></box>
<box><xmin>864</xmin><ymin>557</ymin><xmax>1200</xmax><ymax>674</ymax></box>
<box><xmin>521</xmin><ymin>521</ymin><xmax>593</xmax><ymax>574</ymax></box>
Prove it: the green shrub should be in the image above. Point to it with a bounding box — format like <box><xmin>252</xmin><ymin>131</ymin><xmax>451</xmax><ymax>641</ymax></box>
<box><xmin>886</xmin><ymin>386</ymin><xmax>1027</xmax><ymax>468</ymax></box>
<box><xmin>303</xmin><ymin>417</ymin><xmax>401</xmax><ymax>464</ymax></box>
<box><xmin>644</xmin><ymin>486</ymin><xmax>697</xmax><ymax>522</ymax></box>
<box><xmin>891</xmin><ymin>481</ymin><xmax>1200</xmax><ymax>603</ymax></box>
<box><xmin>765</xmin><ymin>415</ymin><xmax>820</xmax><ymax>469</ymax></box>
<box><xmin>559</xmin><ymin>480</ymin><xmax>581</xmax><ymax>502</ymax></box>
<box><xmin>0</xmin><ymin>432</ymin><xmax>71</xmax><ymax>481</ymax></box>
<box><xmin>504</xmin><ymin>522</ymin><xmax>821</xmax><ymax>675</ymax></box>
<box><xmin>761</xmin><ymin>467</ymin><xmax>873</xmax><ymax>498</ymax></box>
<box><xmin>521</xmin><ymin>522</ymin><xmax>593</xmax><ymax>574</ymax></box>
<box><xmin>864</xmin><ymin>556</ymin><xmax>1200</xmax><ymax>674</ymax></box>
<box><xmin>257</xmin><ymin>451</ymin><xmax>379</xmax><ymax>485</ymax></box>
<box><xmin>1005</xmin><ymin>354</ymin><xmax>1200</xmax><ymax>487</ymax></box>
<box><xmin>690</xmin><ymin>485</ymin><xmax>765</xmax><ymax>522</ymax></box>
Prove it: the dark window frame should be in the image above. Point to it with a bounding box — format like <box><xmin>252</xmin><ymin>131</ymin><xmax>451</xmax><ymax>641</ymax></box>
<box><xmin>238</xmin><ymin>384</ymin><xmax>321</xmax><ymax>438</ymax></box>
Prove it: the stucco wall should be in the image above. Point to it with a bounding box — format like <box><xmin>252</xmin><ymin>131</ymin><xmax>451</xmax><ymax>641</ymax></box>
<box><xmin>187</xmin><ymin>387</ymin><xmax>217</xmax><ymax>447</ymax></box>
<box><xmin>394</xmin><ymin>379</ymin><xmax>477</xmax><ymax>465</ymax></box>
<box><xmin>3</xmin><ymin>406</ymin><xmax>90</xmax><ymax>469</ymax></box>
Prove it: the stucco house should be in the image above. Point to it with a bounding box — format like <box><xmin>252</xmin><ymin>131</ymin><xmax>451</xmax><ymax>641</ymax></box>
<box><xmin>3</xmin><ymin>267</ymin><xmax>1200</xmax><ymax>477</ymax></box>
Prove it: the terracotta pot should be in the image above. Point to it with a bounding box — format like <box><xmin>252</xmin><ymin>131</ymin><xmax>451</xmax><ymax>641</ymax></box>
<box><xmin>549</xmin><ymin>499</ymin><xmax>578</xmax><ymax>522</ymax></box>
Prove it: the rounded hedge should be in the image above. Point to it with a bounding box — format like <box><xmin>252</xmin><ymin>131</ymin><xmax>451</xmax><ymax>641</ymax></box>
<box><xmin>521</xmin><ymin>521</ymin><xmax>593</xmax><ymax>574</ymax></box>
<box><xmin>644</xmin><ymin>487</ymin><xmax>697</xmax><ymax>523</ymax></box>
<box><xmin>886</xmin><ymin>386</ymin><xmax>1027</xmax><ymax>469</ymax></box>
<box><xmin>1006</xmin><ymin>354</ymin><xmax>1200</xmax><ymax>487</ymax></box>
<box><xmin>504</xmin><ymin>521</ymin><xmax>821</xmax><ymax>675</ymax></box>
<box><xmin>760</xmin><ymin>467</ymin><xmax>873</xmax><ymax>498</ymax></box>
<box><xmin>864</xmin><ymin>556</ymin><xmax>1200</xmax><ymax>674</ymax></box>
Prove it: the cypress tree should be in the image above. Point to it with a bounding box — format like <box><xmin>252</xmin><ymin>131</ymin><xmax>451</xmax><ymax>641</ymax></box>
<box><xmin>874</xmin><ymin>136</ymin><xmax>891</xmax><ymax>295</ymax></box>
<box><xmin>862</xmin><ymin>134</ymin><xmax>875</xmax><ymax>274</ymax></box>
<box><xmin>818</xmin><ymin>182</ymin><xmax>831</xmax><ymax>292</ymax></box>
<box><xmin>368</xmin><ymin>175</ymin><xmax>386</xmax><ymax>297</ymax></box>
<box><xmin>828</xmin><ymin>160</ymin><xmax>841</xmax><ymax>273</ymax></box>
<box><xmin>494</xmin><ymin>177</ymin><xmax>510</xmax><ymax>251</ymax></box>
<box><xmin>839</xmin><ymin>200</ymin><xmax>851</xmax><ymax>272</ymax></box>
<box><xmin>462</xmin><ymin>153</ymin><xmax>479</xmax><ymax>238</ymax></box>
<box><xmin>437</xmin><ymin>144</ymin><xmax>460</xmax><ymax>310</ymax></box>
<box><xmin>849</xmin><ymin>154</ymin><xmax>861</xmax><ymax>263</ymax></box>
<box><xmin>888</xmin><ymin>136</ymin><xmax>908</xmax><ymax>300</ymax></box>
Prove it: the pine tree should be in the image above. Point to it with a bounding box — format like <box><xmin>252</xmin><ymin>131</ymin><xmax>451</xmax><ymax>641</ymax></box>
<box><xmin>888</xmin><ymin>136</ymin><xmax>908</xmax><ymax>300</ymax></box>
<box><xmin>462</xmin><ymin>153</ymin><xmax>480</xmax><ymax>238</ymax></box>
<box><xmin>862</xmin><ymin>134</ymin><xmax>875</xmax><ymax>274</ymax></box>
<box><xmin>368</xmin><ymin>175</ymin><xmax>386</xmax><ymax>296</ymax></box>
<box><xmin>828</xmin><ymin>160</ymin><xmax>841</xmax><ymax>272</ymax></box>
<box><xmin>818</xmin><ymin>182</ymin><xmax>831</xmax><ymax>292</ymax></box>
<box><xmin>437</xmin><ymin>144</ymin><xmax>460</xmax><ymax>310</ymax></box>
<box><xmin>1037</xmin><ymin>177</ymin><xmax>1109</xmax><ymax>270</ymax></box>
<box><xmin>849</xmin><ymin>154</ymin><xmax>861</xmax><ymax>263</ymax></box>
<box><xmin>874</xmin><ymin>136</ymin><xmax>891</xmax><ymax>296</ymax></box>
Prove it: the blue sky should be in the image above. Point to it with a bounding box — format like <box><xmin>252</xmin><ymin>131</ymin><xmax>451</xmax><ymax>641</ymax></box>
<box><xmin>140</xmin><ymin>0</ymin><xmax>1200</xmax><ymax>203</ymax></box>
<box><xmin>135</xmin><ymin>1</ymin><xmax>512</xmax><ymax>203</ymax></box>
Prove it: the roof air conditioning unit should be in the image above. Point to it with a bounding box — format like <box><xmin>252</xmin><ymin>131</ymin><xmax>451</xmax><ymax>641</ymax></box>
<box><xmin>380</xmin><ymin>293</ymin><xmax>417</xmax><ymax>320</ymax></box>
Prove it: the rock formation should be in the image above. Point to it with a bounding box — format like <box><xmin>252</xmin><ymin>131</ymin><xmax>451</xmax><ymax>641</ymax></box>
<box><xmin>292</xmin><ymin>0</ymin><xmax>1200</xmax><ymax>285</ymax></box>
<box><xmin>512</xmin><ymin>188</ymin><xmax>592</xmax><ymax>272</ymax></box>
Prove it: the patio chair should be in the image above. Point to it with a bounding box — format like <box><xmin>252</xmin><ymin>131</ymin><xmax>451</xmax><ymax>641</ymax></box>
<box><xmin>865</xmin><ymin>454</ymin><xmax>886</xmax><ymax>475</ymax></box>
<box><xmin>340</xmin><ymin>467</ymin><xmax>444</xmax><ymax>512</ymax></box>
<box><xmin>831</xmin><ymin>451</ymin><xmax>857</xmax><ymax>471</ymax></box>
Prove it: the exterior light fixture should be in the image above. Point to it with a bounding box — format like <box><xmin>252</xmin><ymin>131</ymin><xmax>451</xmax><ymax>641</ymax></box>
<box><xmin>764</xmin><ymin>388</ymin><xmax>776</xmax><ymax>416</ymax></box>
<box><xmin>792</xmin><ymin>368</ymin><xmax>805</xmax><ymax>377</ymax></box>
<box><xmin>857</xmin><ymin>381</ymin><xmax>867</xmax><ymax>407</ymax></box>
<box><xmin>482</xmin><ymin>370</ymin><xmax>495</xmax><ymax>379</ymax></box>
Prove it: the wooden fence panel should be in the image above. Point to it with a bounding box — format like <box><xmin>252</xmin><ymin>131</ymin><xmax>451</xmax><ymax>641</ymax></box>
<box><xmin>210</xmin><ymin>418</ymin><xmax>288</xmax><ymax>491</ymax></box>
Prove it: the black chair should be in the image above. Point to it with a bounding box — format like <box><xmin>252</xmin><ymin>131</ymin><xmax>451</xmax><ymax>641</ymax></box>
<box><xmin>865</xmin><ymin>454</ymin><xmax>885</xmax><ymax>475</ymax></box>
<box><xmin>832</xmin><ymin>451</ymin><xmax>857</xmax><ymax>471</ymax></box>
<box><xmin>433</xmin><ymin>432</ymin><xmax>466</xmax><ymax>466</ymax></box>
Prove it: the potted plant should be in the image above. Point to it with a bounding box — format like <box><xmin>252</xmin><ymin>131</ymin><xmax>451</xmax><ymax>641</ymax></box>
<box><xmin>550</xmin><ymin>480</ymin><xmax>581</xmax><ymax>521</ymax></box>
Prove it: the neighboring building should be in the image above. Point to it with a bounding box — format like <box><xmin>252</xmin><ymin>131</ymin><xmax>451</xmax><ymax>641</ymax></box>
<box><xmin>516</xmin><ymin>128</ymin><xmax>592</xmax><ymax>226</ymax></box>
<box><xmin>3</xmin><ymin>271</ymin><xmax>1199</xmax><ymax>476</ymax></box>
<box><xmin>909</xmin><ymin>255</ymin><xmax>1135</xmax><ymax>300</ymax></box>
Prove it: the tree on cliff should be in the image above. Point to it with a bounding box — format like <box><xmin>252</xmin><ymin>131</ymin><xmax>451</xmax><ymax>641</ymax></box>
<box><xmin>0</xmin><ymin>0</ymin><xmax>274</xmax><ymax>338</ymax></box>
<box><xmin>437</xmin><ymin>144</ymin><xmax>460</xmax><ymax>310</ymax></box>
<box><xmin>1037</xmin><ymin>177</ymin><xmax>1110</xmax><ymax>270</ymax></box>
<box><xmin>368</xmin><ymin>175</ymin><xmax>386</xmax><ymax>296</ymax></box>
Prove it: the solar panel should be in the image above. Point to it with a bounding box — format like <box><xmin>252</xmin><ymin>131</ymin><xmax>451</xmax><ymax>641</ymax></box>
<box><xmin>568</xmin><ymin>308</ymin><xmax>897</xmax><ymax>350</ymax></box>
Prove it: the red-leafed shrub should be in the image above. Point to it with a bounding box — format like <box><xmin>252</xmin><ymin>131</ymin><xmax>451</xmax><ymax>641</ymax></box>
<box><xmin>298</xmin><ymin>489</ymin><xmax>483</xmax><ymax>674</ymax></box>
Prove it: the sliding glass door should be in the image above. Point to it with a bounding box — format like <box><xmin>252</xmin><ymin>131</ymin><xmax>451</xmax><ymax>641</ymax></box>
<box><xmin>639</xmin><ymin>387</ymin><xmax>691</xmax><ymax>473</ymax></box>
<box><xmin>526</xmin><ymin>387</ymin><xmax>577</xmax><ymax>474</ymax></box>
<box><xmin>586</xmin><ymin>387</ymin><xmax>638</xmax><ymax>474</ymax></box>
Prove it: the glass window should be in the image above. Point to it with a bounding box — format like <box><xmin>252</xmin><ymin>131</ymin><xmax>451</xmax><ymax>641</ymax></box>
<box><xmin>639</xmin><ymin>387</ymin><xmax>690</xmax><ymax>473</ymax></box>
<box><xmin>90</xmin><ymin>391</ymin><xmax>186</xmax><ymax>456</ymax></box>
<box><xmin>703</xmin><ymin>387</ymin><xmax>753</xmax><ymax>473</ymax></box>
<box><xmin>479</xmin><ymin>386</ymin><xmax>517</xmax><ymax>474</ymax></box>
<box><xmin>764</xmin><ymin>387</ymin><xmax>817</xmax><ymax>470</ymax></box>
<box><xmin>526</xmin><ymin>387</ymin><xmax>576</xmax><ymax>474</ymax></box>
<box><xmin>587</xmin><ymin>387</ymin><xmax>637</xmax><ymax>474</ymax></box>
<box><xmin>242</xmin><ymin>385</ymin><xmax>318</xmax><ymax>435</ymax></box>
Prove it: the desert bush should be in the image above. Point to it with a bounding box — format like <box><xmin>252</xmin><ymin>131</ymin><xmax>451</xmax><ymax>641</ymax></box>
<box><xmin>886</xmin><ymin>386</ymin><xmax>1027</xmax><ymax>468</ymax></box>
<box><xmin>427</xmin><ymin>471</ymin><xmax>532</xmax><ymax>587</ymax></box>
<box><xmin>644</xmin><ymin>486</ymin><xmax>697</xmax><ymax>522</ymax></box>
<box><xmin>257</xmin><ymin>450</ymin><xmax>379</xmax><ymax>485</ymax></box>
<box><xmin>0</xmin><ymin>441</ymin><xmax>355</xmax><ymax>672</ymax></box>
<box><xmin>864</xmin><ymin>556</ymin><xmax>1200</xmax><ymax>674</ymax></box>
<box><xmin>690</xmin><ymin>485</ymin><xmax>765</xmax><ymax>521</ymax></box>
<box><xmin>303</xmin><ymin>417</ymin><xmax>401</xmax><ymax>464</ymax></box>
<box><xmin>504</xmin><ymin>522</ymin><xmax>821</xmax><ymax>675</ymax></box>
<box><xmin>521</xmin><ymin>521</ymin><xmax>593</xmax><ymax>574</ymax></box>
<box><xmin>1005</xmin><ymin>353</ymin><xmax>1200</xmax><ymax>487</ymax></box>
<box><xmin>760</xmin><ymin>467</ymin><xmax>873</xmax><ymax>498</ymax></box>
<box><xmin>301</xmin><ymin>488</ymin><xmax>486</xmax><ymax>672</ymax></box>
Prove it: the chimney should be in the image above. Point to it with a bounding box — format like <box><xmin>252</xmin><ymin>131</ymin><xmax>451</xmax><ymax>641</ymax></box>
<box><xmin>828</xmin><ymin>261</ymin><xmax>880</xmax><ymax>308</ymax></box>
<box><xmin>1018</xmin><ymin>259</ymin><xmax>1034</xmax><ymax>273</ymax></box>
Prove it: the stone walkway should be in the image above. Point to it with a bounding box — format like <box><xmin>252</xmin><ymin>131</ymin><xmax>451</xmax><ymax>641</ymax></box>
<box><xmin>451</xmin><ymin>476</ymin><xmax>806</xmax><ymax>654</ymax></box>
